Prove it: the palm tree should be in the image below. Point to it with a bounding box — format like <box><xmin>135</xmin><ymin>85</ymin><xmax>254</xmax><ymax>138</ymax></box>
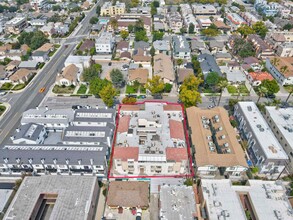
<box><xmin>285</xmin><ymin>86</ymin><xmax>293</xmax><ymax>104</ymax></box>
<box><xmin>217</xmin><ymin>79</ymin><xmax>228</xmax><ymax>106</ymax></box>
<box><xmin>271</xmin><ymin>57</ymin><xmax>280</xmax><ymax>66</ymax></box>
<box><xmin>280</xmin><ymin>65</ymin><xmax>289</xmax><ymax>74</ymax></box>
<box><xmin>257</xmin><ymin>86</ymin><xmax>268</xmax><ymax>104</ymax></box>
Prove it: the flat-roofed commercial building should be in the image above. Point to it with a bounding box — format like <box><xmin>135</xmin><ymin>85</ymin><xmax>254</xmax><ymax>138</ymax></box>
<box><xmin>110</xmin><ymin>102</ymin><xmax>191</xmax><ymax>178</ymax></box>
<box><xmin>198</xmin><ymin>179</ymin><xmax>293</xmax><ymax>220</ymax></box>
<box><xmin>265</xmin><ymin>106</ymin><xmax>293</xmax><ymax>173</ymax></box>
<box><xmin>234</xmin><ymin>102</ymin><xmax>288</xmax><ymax>179</ymax></box>
<box><xmin>4</xmin><ymin>176</ymin><xmax>99</xmax><ymax>220</ymax></box>
<box><xmin>186</xmin><ymin>107</ymin><xmax>248</xmax><ymax>179</ymax></box>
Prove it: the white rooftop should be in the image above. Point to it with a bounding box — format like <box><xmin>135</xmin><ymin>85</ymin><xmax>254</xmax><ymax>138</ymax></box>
<box><xmin>160</xmin><ymin>185</ymin><xmax>196</xmax><ymax>220</ymax></box>
<box><xmin>265</xmin><ymin>106</ymin><xmax>293</xmax><ymax>151</ymax></box>
<box><xmin>0</xmin><ymin>189</ymin><xmax>13</xmax><ymax>212</ymax></box>
<box><xmin>237</xmin><ymin>102</ymin><xmax>288</xmax><ymax>160</ymax></box>
<box><xmin>201</xmin><ymin>179</ymin><xmax>293</xmax><ymax>220</ymax></box>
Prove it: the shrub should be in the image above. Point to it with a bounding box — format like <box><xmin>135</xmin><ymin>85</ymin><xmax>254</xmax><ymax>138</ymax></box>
<box><xmin>164</xmin><ymin>83</ymin><xmax>172</xmax><ymax>93</ymax></box>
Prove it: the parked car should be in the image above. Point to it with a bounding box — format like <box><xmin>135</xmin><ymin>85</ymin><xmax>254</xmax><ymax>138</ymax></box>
<box><xmin>127</xmin><ymin>94</ymin><xmax>137</xmax><ymax>98</ymax></box>
<box><xmin>265</xmin><ymin>94</ymin><xmax>276</xmax><ymax>99</ymax></box>
<box><xmin>137</xmin><ymin>95</ymin><xmax>146</xmax><ymax>99</ymax></box>
<box><xmin>80</xmin><ymin>95</ymin><xmax>88</xmax><ymax>98</ymax></box>
<box><xmin>108</xmin><ymin>62</ymin><xmax>112</xmax><ymax>66</ymax></box>
<box><xmin>121</xmin><ymin>64</ymin><xmax>129</xmax><ymax>71</ymax></box>
<box><xmin>39</xmin><ymin>87</ymin><xmax>45</xmax><ymax>93</ymax></box>
<box><xmin>153</xmin><ymin>94</ymin><xmax>163</xmax><ymax>99</ymax></box>
<box><xmin>72</xmin><ymin>105</ymin><xmax>82</xmax><ymax>110</ymax></box>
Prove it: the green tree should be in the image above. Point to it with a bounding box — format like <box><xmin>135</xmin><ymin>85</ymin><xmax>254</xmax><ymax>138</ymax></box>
<box><xmin>205</xmin><ymin>72</ymin><xmax>220</xmax><ymax>88</ymax></box>
<box><xmin>82</xmin><ymin>64</ymin><xmax>102</xmax><ymax>82</ymax></box>
<box><xmin>109</xmin><ymin>18</ymin><xmax>118</xmax><ymax>31</ymax></box>
<box><xmin>110</xmin><ymin>68</ymin><xmax>125</xmax><ymax>87</ymax></box>
<box><xmin>89</xmin><ymin>78</ymin><xmax>110</xmax><ymax>97</ymax></box>
<box><xmin>145</xmin><ymin>75</ymin><xmax>165</xmax><ymax>94</ymax></box>
<box><xmin>128</xmin><ymin>24</ymin><xmax>134</xmax><ymax>33</ymax></box>
<box><xmin>99</xmin><ymin>84</ymin><xmax>117</xmax><ymax>107</ymax></box>
<box><xmin>52</xmin><ymin>5</ymin><xmax>61</xmax><ymax>11</ymax></box>
<box><xmin>283</xmin><ymin>23</ymin><xmax>293</xmax><ymax>31</ymax></box>
<box><xmin>188</xmin><ymin>23</ymin><xmax>195</xmax><ymax>34</ymax></box>
<box><xmin>252</xmin><ymin>21</ymin><xmax>268</xmax><ymax>39</ymax></box>
<box><xmin>122</xmin><ymin>96</ymin><xmax>137</xmax><ymax>104</ymax></box>
<box><xmin>135</xmin><ymin>30</ymin><xmax>148</xmax><ymax>42</ymax></box>
<box><xmin>261</xmin><ymin>79</ymin><xmax>280</xmax><ymax>95</ymax></box>
<box><xmin>179</xmin><ymin>75</ymin><xmax>203</xmax><ymax>108</ymax></box>
<box><xmin>153</xmin><ymin>31</ymin><xmax>164</xmax><ymax>41</ymax></box>
<box><xmin>153</xmin><ymin>1</ymin><xmax>160</xmax><ymax>7</ymax></box>
<box><xmin>180</xmin><ymin>27</ymin><xmax>187</xmax><ymax>34</ymax></box>
<box><xmin>202</xmin><ymin>27</ymin><xmax>220</xmax><ymax>37</ymax></box>
<box><xmin>90</xmin><ymin>17</ymin><xmax>99</xmax><ymax>24</ymax></box>
<box><xmin>90</xmin><ymin>48</ymin><xmax>96</xmax><ymax>56</ymax></box>
<box><xmin>120</xmin><ymin>30</ymin><xmax>129</xmax><ymax>40</ymax></box>
<box><xmin>96</xmin><ymin>5</ymin><xmax>101</xmax><ymax>15</ymax></box>
<box><xmin>134</xmin><ymin>19</ymin><xmax>144</xmax><ymax>32</ymax></box>
<box><xmin>237</xmin><ymin>24</ymin><xmax>255</xmax><ymax>37</ymax></box>
<box><xmin>257</xmin><ymin>86</ymin><xmax>268</xmax><ymax>104</ymax></box>
<box><xmin>150</xmin><ymin>46</ymin><xmax>155</xmax><ymax>57</ymax></box>
<box><xmin>285</xmin><ymin>86</ymin><xmax>293</xmax><ymax>104</ymax></box>
<box><xmin>176</xmin><ymin>59</ymin><xmax>183</xmax><ymax>66</ymax></box>
<box><xmin>217</xmin><ymin>79</ymin><xmax>228</xmax><ymax>106</ymax></box>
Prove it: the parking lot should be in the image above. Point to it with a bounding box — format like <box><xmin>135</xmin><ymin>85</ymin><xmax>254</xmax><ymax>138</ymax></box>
<box><xmin>96</xmin><ymin>60</ymin><xmax>129</xmax><ymax>80</ymax></box>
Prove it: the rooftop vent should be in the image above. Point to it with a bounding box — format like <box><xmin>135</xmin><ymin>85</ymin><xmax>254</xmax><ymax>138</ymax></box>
<box><xmin>247</xmin><ymin>106</ymin><xmax>252</xmax><ymax>111</ymax></box>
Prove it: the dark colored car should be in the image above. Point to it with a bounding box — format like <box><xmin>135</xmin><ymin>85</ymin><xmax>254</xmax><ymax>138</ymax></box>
<box><xmin>153</xmin><ymin>94</ymin><xmax>163</xmax><ymax>99</ymax></box>
<box><xmin>80</xmin><ymin>95</ymin><xmax>88</xmax><ymax>98</ymax></box>
<box><xmin>127</xmin><ymin>94</ymin><xmax>137</xmax><ymax>98</ymax></box>
<box><xmin>108</xmin><ymin>62</ymin><xmax>112</xmax><ymax>66</ymax></box>
<box><xmin>72</xmin><ymin>105</ymin><xmax>82</xmax><ymax>110</ymax></box>
<box><xmin>265</xmin><ymin>94</ymin><xmax>276</xmax><ymax>99</ymax></box>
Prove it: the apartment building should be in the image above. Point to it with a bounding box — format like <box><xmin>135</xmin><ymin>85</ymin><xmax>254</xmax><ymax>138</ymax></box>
<box><xmin>266</xmin><ymin>57</ymin><xmax>293</xmax><ymax>85</ymax></box>
<box><xmin>192</xmin><ymin>4</ymin><xmax>217</xmax><ymax>15</ymax></box>
<box><xmin>239</xmin><ymin>12</ymin><xmax>259</xmax><ymax>26</ymax></box>
<box><xmin>153</xmin><ymin>53</ymin><xmax>175</xmax><ymax>84</ymax></box>
<box><xmin>198</xmin><ymin>179</ymin><xmax>293</xmax><ymax>220</ymax></box>
<box><xmin>0</xmin><ymin>107</ymin><xmax>116</xmax><ymax>177</ymax></box>
<box><xmin>234</xmin><ymin>102</ymin><xmax>288</xmax><ymax>179</ymax></box>
<box><xmin>167</xmin><ymin>11</ymin><xmax>183</xmax><ymax>33</ymax></box>
<box><xmin>186</xmin><ymin>107</ymin><xmax>248</xmax><ymax>179</ymax></box>
<box><xmin>247</xmin><ymin>34</ymin><xmax>274</xmax><ymax>59</ymax></box>
<box><xmin>276</xmin><ymin>42</ymin><xmax>293</xmax><ymax>57</ymax></box>
<box><xmin>180</xmin><ymin>4</ymin><xmax>197</xmax><ymax>32</ymax></box>
<box><xmin>30</xmin><ymin>0</ymin><xmax>48</xmax><ymax>10</ymax></box>
<box><xmin>265</xmin><ymin>107</ymin><xmax>293</xmax><ymax>172</ymax></box>
<box><xmin>172</xmin><ymin>36</ymin><xmax>191</xmax><ymax>60</ymax></box>
<box><xmin>95</xmin><ymin>32</ymin><xmax>115</xmax><ymax>54</ymax></box>
<box><xmin>5</xmin><ymin>17</ymin><xmax>27</xmax><ymax>34</ymax></box>
<box><xmin>110</xmin><ymin>102</ymin><xmax>190</xmax><ymax>178</ymax></box>
<box><xmin>101</xmin><ymin>1</ymin><xmax>125</xmax><ymax>16</ymax></box>
<box><xmin>4</xmin><ymin>176</ymin><xmax>99</xmax><ymax>220</ymax></box>
<box><xmin>226</xmin><ymin>13</ymin><xmax>246</xmax><ymax>30</ymax></box>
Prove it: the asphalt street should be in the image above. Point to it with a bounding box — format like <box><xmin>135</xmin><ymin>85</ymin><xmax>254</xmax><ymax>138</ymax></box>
<box><xmin>0</xmin><ymin>3</ymin><xmax>100</xmax><ymax>146</ymax></box>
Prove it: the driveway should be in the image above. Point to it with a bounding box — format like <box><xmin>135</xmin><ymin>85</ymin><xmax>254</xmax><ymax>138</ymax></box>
<box><xmin>96</xmin><ymin>60</ymin><xmax>129</xmax><ymax>81</ymax></box>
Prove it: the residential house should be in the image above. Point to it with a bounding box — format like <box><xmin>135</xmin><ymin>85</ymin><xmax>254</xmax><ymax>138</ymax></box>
<box><xmin>56</xmin><ymin>64</ymin><xmax>80</xmax><ymax>86</ymax></box>
<box><xmin>198</xmin><ymin>53</ymin><xmax>222</xmax><ymax>79</ymax></box>
<box><xmin>242</xmin><ymin>56</ymin><xmax>261</xmax><ymax>72</ymax></box>
<box><xmin>79</xmin><ymin>39</ymin><xmax>95</xmax><ymax>53</ymax></box>
<box><xmin>213</xmin><ymin>20</ymin><xmax>230</xmax><ymax>32</ymax></box>
<box><xmin>197</xmin><ymin>18</ymin><xmax>212</xmax><ymax>28</ymax></box>
<box><xmin>153</xmin><ymin>21</ymin><xmax>165</xmax><ymax>31</ymax></box>
<box><xmin>36</xmin><ymin>43</ymin><xmax>54</xmax><ymax>53</ymax></box>
<box><xmin>154</xmin><ymin>53</ymin><xmax>175</xmax><ymax>84</ymax></box>
<box><xmin>177</xmin><ymin>68</ymin><xmax>194</xmax><ymax>84</ymax></box>
<box><xmin>128</xmin><ymin>69</ymin><xmax>149</xmax><ymax>85</ymax></box>
<box><xmin>120</xmin><ymin>51</ymin><xmax>131</xmax><ymax>60</ymax></box>
<box><xmin>64</xmin><ymin>55</ymin><xmax>91</xmax><ymax>72</ymax></box>
<box><xmin>215</xmin><ymin>52</ymin><xmax>232</xmax><ymax>63</ymax></box>
<box><xmin>240</xmin><ymin>12</ymin><xmax>259</xmax><ymax>26</ymax></box>
<box><xmin>18</xmin><ymin>61</ymin><xmax>39</xmax><ymax>70</ymax></box>
<box><xmin>132</xmin><ymin>48</ymin><xmax>151</xmax><ymax>64</ymax></box>
<box><xmin>266</xmin><ymin>57</ymin><xmax>293</xmax><ymax>85</ymax></box>
<box><xmin>172</xmin><ymin>36</ymin><xmax>191</xmax><ymax>60</ymax></box>
<box><xmin>209</xmin><ymin>40</ymin><xmax>225</xmax><ymax>54</ymax></box>
<box><xmin>31</xmin><ymin>51</ymin><xmax>49</xmax><ymax>63</ymax></box>
<box><xmin>100</xmin><ymin>1</ymin><xmax>125</xmax><ymax>16</ymax></box>
<box><xmin>95</xmin><ymin>32</ymin><xmax>114</xmax><ymax>54</ymax></box>
<box><xmin>134</xmin><ymin>41</ymin><xmax>150</xmax><ymax>51</ymax></box>
<box><xmin>255</xmin><ymin>0</ymin><xmax>283</xmax><ymax>17</ymax></box>
<box><xmin>5</xmin><ymin>17</ymin><xmax>27</xmax><ymax>34</ymax></box>
<box><xmin>30</xmin><ymin>0</ymin><xmax>48</xmax><ymax>10</ymax></box>
<box><xmin>248</xmin><ymin>71</ymin><xmax>274</xmax><ymax>86</ymax></box>
<box><xmin>234</xmin><ymin>102</ymin><xmax>288</xmax><ymax>179</ymax></box>
<box><xmin>153</xmin><ymin>40</ymin><xmax>170</xmax><ymax>54</ymax></box>
<box><xmin>166</xmin><ymin>11</ymin><xmax>183</xmax><ymax>33</ymax></box>
<box><xmin>116</xmin><ymin>41</ymin><xmax>129</xmax><ymax>53</ymax></box>
<box><xmin>226</xmin><ymin>13</ymin><xmax>246</xmax><ymax>30</ymax></box>
<box><xmin>9</xmin><ymin>69</ymin><xmax>33</xmax><ymax>84</ymax></box>
<box><xmin>5</xmin><ymin>60</ymin><xmax>20</xmax><ymax>76</ymax></box>
<box><xmin>247</xmin><ymin>34</ymin><xmax>274</xmax><ymax>59</ymax></box>
<box><xmin>187</xmin><ymin>107</ymin><xmax>248</xmax><ymax>179</ymax></box>
<box><xmin>190</xmin><ymin>40</ymin><xmax>206</xmax><ymax>52</ymax></box>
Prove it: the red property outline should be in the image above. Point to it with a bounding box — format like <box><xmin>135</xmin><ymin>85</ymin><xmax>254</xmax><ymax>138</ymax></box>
<box><xmin>107</xmin><ymin>100</ymin><xmax>194</xmax><ymax>179</ymax></box>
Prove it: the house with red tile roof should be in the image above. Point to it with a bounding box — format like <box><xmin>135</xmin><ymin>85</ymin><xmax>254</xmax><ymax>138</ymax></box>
<box><xmin>110</xmin><ymin>102</ymin><xmax>190</xmax><ymax>178</ymax></box>
<box><xmin>248</xmin><ymin>71</ymin><xmax>274</xmax><ymax>86</ymax></box>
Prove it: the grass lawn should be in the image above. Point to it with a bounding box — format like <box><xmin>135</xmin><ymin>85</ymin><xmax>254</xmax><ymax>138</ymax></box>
<box><xmin>52</xmin><ymin>85</ymin><xmax>75</xmax><ymax>94</ymax></box>
<box><xmin>238</xmin><ymin>84</ymin><xmax>249</xmax><ymax>93</ymax></box>
<box><xmin>126</xmin><ymin>85</ymin><xmax>138</xmax><ymax>94</ymax></box>
<box><xmin>284</xmin><ymin>85</ymin><xmax>293</xmax><ymax>93</ymax></box>
<box><xmin>77</xmin><ymin>84</ymin><xmax>87</xmax><ymax>94</ymax></box>
<box><xmin>227</xmin><ymin>85</ymin><xmax>237</xmax><ymax>93</ymax></box>
<box><xmin>0</xmin><ymin>82</ymin><xmax>13</xmax><ymax>90</ymax></box>
<box><xmin>202</xmin><ymin>88</ymin><xmax>215</xmax><ymax>93</ymax></box>
<box><xmin>12</xmin><ymin>84</ymin><xmax>25</xmax><ymax>90</ymax></box>
<box><xmin>49</xmin><ymin>49</ymin><xmax>57</xmax><ymax>57</ymax></box>
<box><xmin>0</xmin><ymin>105</ymin><xmax>6</xmax><ymax>116</ymax></box>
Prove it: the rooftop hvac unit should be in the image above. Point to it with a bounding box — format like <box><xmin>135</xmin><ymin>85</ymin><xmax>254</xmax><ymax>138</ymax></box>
<box><xmin>223</xmin><ymin>143</ymin><xmax>229</xmax><ymax>147</ymax></box>
<box><xmin>203</xmin><ymin>124</ymin><xmax>209</xmax><ymax>129</ymax></box>
<box><xmin>215</xmin><ymin>118</ymin><xmax>220</xmax><ymax>123</ymax></box>
<box><xmin>208</xmin><ymin>142</ymin><xmax>213</xmax><ymax>147</ymax></box>
<box><xmin>201</xmin><ymin>116</ymin><xmax>207</xmax><ymax>120</ymax></box>
<box><xmin>226</xmin><ymin>148</ymin><xmax>231</xmax><ymax>153</ymax></box>
<box><xmin>210</xmin><ymin>146</ymin><xmax>215</xmax><ymax>151</ymax></box>
<box><xmin>220</xmin><ymin>135</ymin><xmax>226</xmax><ymax>139</ymax></box>
<box><xmin>207</xmin><ymin>136</ymin><xmax>211</xmax><ymax>140</ymax></box>
<box><xmin>218</xmin><ymin>126</ymin><xmax>223</xmax><ymax>131</ymax></box>
<box><xmin>214</xmin><ymin>115</ymin><xmax>219</xmax><ymax>119</ymax></box>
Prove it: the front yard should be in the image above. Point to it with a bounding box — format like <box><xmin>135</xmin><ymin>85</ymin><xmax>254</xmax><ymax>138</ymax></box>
<box><xmin>77</xmin><ymin>84</ymin><xmax>87</xmax><ymax>94</ymax></box>
<box><xmin>126</xmin><ymin>85</ymin><xmax>138</xmax><ymax>94</ymax></box>
<box><xmin>52</xmin><ymin>85</ymin><xmax>75</xmax><ymax>94</ymax></box>
<box><xmin>227</xmin><ymin>85</ymin><xmax>249</xmax><ymax>95</ymax></box>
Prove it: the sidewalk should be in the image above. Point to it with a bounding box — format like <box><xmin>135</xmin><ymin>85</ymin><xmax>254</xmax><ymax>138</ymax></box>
<box><xmin>95</xmin><ymin>188</ymin><xmax>106</xmax><ymax>220</ymax></box>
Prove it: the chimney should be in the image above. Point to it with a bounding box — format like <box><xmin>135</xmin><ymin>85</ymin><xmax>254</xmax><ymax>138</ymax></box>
<box><xmin>45</xmin><ymin>106</ymin><xmax>48</xmax><ymax>110</ymax></box>
<box><xmin>16</xmin><ymin>128</ymin><xmax>20</xmax><ymax>132</ymax></box>
<box><xmin>36</xmin><ymin>106</ymin><xmax>39</xmax><ymax>110</ymax></box>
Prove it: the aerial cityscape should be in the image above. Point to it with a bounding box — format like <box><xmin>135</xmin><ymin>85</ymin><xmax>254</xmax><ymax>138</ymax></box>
<box><xmin>0</xmin><ymin>0</ymin><xmax>292</xmax><ymax>219</ymax></box>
